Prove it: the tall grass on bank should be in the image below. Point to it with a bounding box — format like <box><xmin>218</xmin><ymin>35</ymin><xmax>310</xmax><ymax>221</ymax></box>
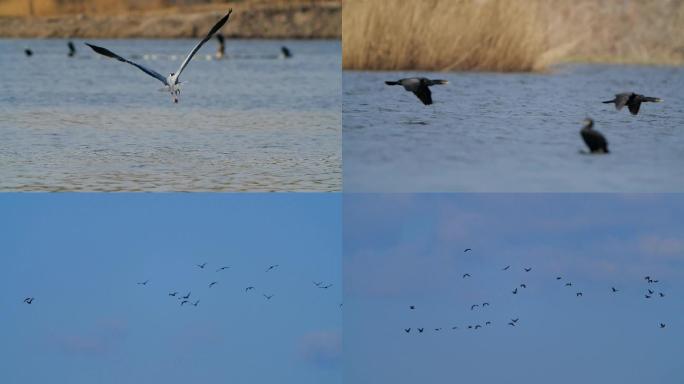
<box><xmin>343</xmin><ymin>0</ymin><xmax>551</xmax><ymax>72</ymax></box>
<box><xmin>343</xmin><ymin>0</ymin><xmax>684</xmax><ymax>72</ymax></box>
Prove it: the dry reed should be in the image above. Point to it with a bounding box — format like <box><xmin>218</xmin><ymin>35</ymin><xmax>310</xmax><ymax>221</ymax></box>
<box><xmin>343</xmin><ymin>0</ymin><xmax>684</xmax><ymax>72</ymax></box>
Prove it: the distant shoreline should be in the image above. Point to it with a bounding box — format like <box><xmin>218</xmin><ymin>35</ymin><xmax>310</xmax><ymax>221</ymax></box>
<box><xmin>0</xmin><ymin>3</ymin><xmax>341</xmax><ymax>39</ymax></box>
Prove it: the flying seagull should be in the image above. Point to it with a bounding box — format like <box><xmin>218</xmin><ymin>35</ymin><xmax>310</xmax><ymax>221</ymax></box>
<box><xmin>216</xmin><ymin>266</ymin><xmax>230</xmax><ymax>272</ymax></box>
<box><xmin>502</xmin><ymin>265</ymin><xmax>510</xmax><ymax>271</ymax></box>
<box><xmin>265</xmin><ymin>264</ymin><xmax>279</xmax><ymax>272</ymax></box>
<box><xmin>404</xmin><ymin>328</ymin><xmax>411</xmax><ymax>333</ymax></box>
<box><xmin>471</xmin><ymin>304</ymin><xmax>479</xmax><ymax>311</ymax></box>
<box><xmin>182</xmin><ymin>292</ymin><xmax>191</xmax><ymax>299</ymax></box>
<box><xmin>181</xmin><ymin>300</ymin><xmax>189</xmax><ymax>306</ymax></box>
<box><xmin>85</xmin><ymin>10</ymin><xmax>232</xmax><ymax>103</ymax></box>
<box><xmin>169</xmin><ymin>291</ymin><xmax>178</xmax><ymax>297</ymax></box>
<box><xmin>209</xmin><ymin>281</ymin><xmax>218</xmax><ymax>288</ymax></box>
<box><xmin>23</xmin><ymin>297</ymin><xmax>34</xmax><ymax>304</ymax></box>
<box><xmin>192</xmin><ymin>300</ymin><xmax>200</xmax><ymax>307</ymax></box>
<box><xmin>263</xmin><ymin>294</ymin><xmax>274</xmax><ymax>300</ymax></box>
<box><xmin>474</xmin><ymin>325</ymin><xmax>482</xmax><ymax>330</ymax></box>
<box><xmin>659</xmin><ymin>292</ymin><xmax>665</xmax><ymax>298</ymax></box>
<box><xmin>580</xmin><ymin>118</ymin><xmax>609</xmax><ymax>154</ymax></box>
<box><xmin>137</xmin><ymin>280</ymin><xmax>149</xmax><ymax>286</ymax></box>
<box><xmin>565</xmin><ymin>282</ymin><xmax>573</xmax><ymax>287</ymax></box>
<box><xmin>409</xmin><ymin>305</ymin><xmax>415</xmax><ymax>310</ymax></box>
<box><xmin>611</xmin><ymin>287</ymin><xmax>618</xmax><ymax>293</ymax></box>
<box><xmin>418</xmin><ymin>328</ymin><xmax>424</xmax><ymax>333</ymax></box>
<box><xmin>482</xmin><ymin>302</ymin><xmax>490</xmax><ymax>307</ymax></box>
<box><xmin>512</xmin><ymin>288</ymin><xmax>518</xmax><ymax>294</ymax></box>
<box><xmin>556</xmin><ymin>276</ymin><xmax>562</xmax><ymax>280</ymax></box>
<box><xmin>524</xmin><ymin>267</ymin><xmax>532</xmax><ymax>272</ymax></box>
<box><xmin>508</xmin><ymin>322</ymin><xmax>515</xmax><ymax>327</ymax></box>
<box><xmin>520</xmin><ymin>284</ymin><xmax>527</xmax><ymax>288</ymax></box>
<box><xmin>385</xmin><ymin>77</ymin><xmax>448</xmax><ymax>105</ymax></box>
<box><xmin>603</xmin><ymin>92</ymin><xmax>662</xmax><ymax>115</ymax></box>
<box><xmin>245</xmin><ymin>286</ymin><xmax>255</xmax><ymax>292</ymax></box>
<box><xmin>576</xmin><ymin>292</ymin><xmax>583</xmax><ymax>297</ymax></box>
<box><xmin>660</xmin><ymin>323</ymin><xmax>666</xmax><ymax>328</ymax></box>
<box><xmin>68</xmin><ymin>41</ymin><xmax>76</xmax><ymax>57</ymax></box>
<box><xmin>464</xmin><ymin>248</ymin><xmax>472</xmax><ymax>253</ymax></box>
<box><xmin>511</xmin><ymin>318</ymin><xmax>519</xmax><ymax>323</ymax></box>
<box><xmin>462</xmin><ymin>273</ymin><xmax>471</xmax><ymax>278</ymax></box>
<box><xmin>319</xmin><ymin>284</ymin><xmax>333</xmax><ymax>289</ymax></box>
<box><xmin>196</xmin><ymin>262</ymin><xmax>207</xmax><ymax>269</ymax></box>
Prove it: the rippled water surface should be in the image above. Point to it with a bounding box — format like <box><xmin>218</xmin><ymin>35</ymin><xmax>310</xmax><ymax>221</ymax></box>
<box><xmin>344</xmin><ymin>65</ymin><xmax>684</xmax><ymax>192</ymax></box>
<box><xmin>0</xmin><ymin>39</ymin><xmax>340</xmax><ymax>191</ymax></box>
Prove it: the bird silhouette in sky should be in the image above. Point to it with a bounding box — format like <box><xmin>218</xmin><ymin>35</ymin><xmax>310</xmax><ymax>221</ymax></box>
<box><xmin>464</xmin><ymin>248</ymin><xmax>472</xmax><ymax>253</ymax></box>
<box><xmin>463</xmin><ymin>273</ymin><xmax>471</xmax><ymax>278</ymax></box>
<box><xmin>263</xmin><ymin>294</ymin><xmax>274</xmax><ymax>300</ymax></box>
<box><xmin>524</xmin><ymin>267</ymin><xmax>532</xmax><ymax>272</ymax></box>
<box><xmin>182</xmin><ymin>292</ymin><xmax>191</xmax><ymax>299</ymax></box>
<box><xmin>197</xmin><ymin>262</ymin><xmax>207</xmax><ymax>269</ymax></box>
<box><xmin>209</xmin><ymin>281</ymin><xmax>218</xmax><ymax>288</ymax></box>
<box><xmin>245</xmin><ymin>286</ymin><xmax>255</xmax><ymax>292</ymax></box>
<box><xmin>502</xmin><ymin>265</ymin><xmax>511</xmax><ymax>271</ymax></box>
<box><xmin>471</xmin><ymin>304</ymin><xmax>479</xmax><ymax>310</ymax></box>
<box><xmin>576</xmin><ymin>292</ymin><xmax>583</xmax><ymax>297</ymax></box>
<box><xmin>192</xmin><ymin>300</ymin><xmax>200</xmax><ymax>307</ymax></box>
<box><xmin>520</xmin><ymin>284</ymin><xmax>527</xmax><ymax>288</ymax></box>
<box><xmin>404</xmin><ymin>328</ymin><xmax>411</xmax><ymax>333</ymax></box>
<box><xmin>23</xmin><ymin>297</ymin><xmax>34</xmax><ymax>304</ymax></box>
<box><xmin>512</xmin><ymin>288</ymin><xmax>518</xmax><ymax>294</ymax></box>
<box><xmin>169</xmin><ymin>292</ymin><xmax>178</xmax><ymax>297</ymax></box>
<box><xmin>410</xmin><ymin>305</ymin><xmax>415</xmax><ymax>310</ymax></box>
<box><xmin>565</xmin><ymin>282</ymin><xmax>573</xmax><ymax>287</ymax></box>
<box><xmin>418</xmin><ymin>328</ymin><xmax>424</xmax><ymax>333</ymax></box>
<box><xmin>660</xmin><ymin>323</ymin><xmax>666</xmax><ymax>328</ymax></box>
<box><xmin>181</xmin><ymin>300</ymin><xmax>190</xmax><ymax>306</ymax></box>
<box><xmin>265</xmin><ymin>264</ymin><xmax>279</xmax><ymax>272</ymax></box>
<box><xmin>611</xmin><ymin>287</ymin><xmax>618</xmax><ymax>293</ymax></box>
<box><xmin>137</xmin><ymin>280</ymin><xmax>149</xmax><ymax>286</ymax></box>
<box><xmin>313</xmin><ymin>281</ymin><xmax>323</xmax><ymax>287</ymax></box>
<box><xmin>216</xmin><ymin>266</ymin><xmax>230</xmax><ymax>272</ymax></box>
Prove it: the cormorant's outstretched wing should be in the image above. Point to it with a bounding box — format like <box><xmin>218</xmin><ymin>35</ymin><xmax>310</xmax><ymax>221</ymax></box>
<box><xmin>173</xmin><ymin>10</ymin><xmax>232</xmax><ymax>82</ymax></box>
<box><xmin>86</xmin><ymin>43</ymin><xmax>168</xmax><ymax>85</ymax></box>
<box><xmin>613</xmin><ymin>93</ymin><xmax>631</xmax><ymax>110</ymax></box>
<box><xmin>413</xmin><ymin>85</ymin><xmax>433</xmax><ymax>105</ymax></box>
<box><xmin>628</xmin><ymin>101</ymin><xmax>641</xmax><ymax>115</ymax></box>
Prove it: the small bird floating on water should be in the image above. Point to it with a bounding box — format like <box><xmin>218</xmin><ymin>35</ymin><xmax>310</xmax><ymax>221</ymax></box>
<box><xmin>580</xmin><ymin>118</ymin><xmax>609</xmax><ymax>154</ymax></box>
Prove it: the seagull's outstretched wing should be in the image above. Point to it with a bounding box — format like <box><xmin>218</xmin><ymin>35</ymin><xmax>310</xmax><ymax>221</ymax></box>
<box><xmin>86</xmin><ymin>43</ymin><xmax>168</xmax><ymax>85</ymax></box>
<box><xmin>173</xmin><ymin>10</ymin><xmax>232</xmax><ymax>82</ymax></box>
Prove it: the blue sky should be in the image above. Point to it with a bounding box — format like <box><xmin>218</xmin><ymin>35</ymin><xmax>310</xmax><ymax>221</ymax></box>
<box><xmin>0</xmin><ymin>194</ymin><xmax>341</xmax><ymax>384</ymax></box>
<box><xmin>344</xmin><ymin>194</ymin><xmax>684</xmax><ymax>384</ymax></box>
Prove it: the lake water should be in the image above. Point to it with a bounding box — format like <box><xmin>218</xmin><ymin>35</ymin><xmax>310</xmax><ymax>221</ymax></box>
<box><xmin>344</xmin><ymin>65</ymin><xmax>684</xmax><ymax>192</ymax></box>
<box><xmin>0</xmin><ymin>39</ymin><xmax>340</xmax><ymax>191</ymax></box>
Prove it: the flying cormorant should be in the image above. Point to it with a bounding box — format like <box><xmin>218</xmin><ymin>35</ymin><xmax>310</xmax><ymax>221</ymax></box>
<box><xmin>603</xmin><ymin>92</ymin><xmax>662</xmax><ymax>115</ymax></box>
<box><xmin>385</xmin><ymin>77</ymin><xmax>448</xmax><ymax>105</ymax></box>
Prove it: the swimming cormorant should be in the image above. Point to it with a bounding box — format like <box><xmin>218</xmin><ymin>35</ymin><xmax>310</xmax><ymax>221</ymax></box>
<box><xmin>281</xmin><ymin>46</ymin><xmax>292</xmax><ymax>58</ymax></box>
<box><xmin>603</xmin><ymin>92</ymin><xmax>662</xmax><ymax>115</ymax></box>
<box><xmin>68</xmin><ymin>41</ymin><xmax>76</xmax><ymax>57</ymax></box>
<box><xmin>385</xmin><ymin>77</ymin><xmax>448</xmax><ymax>105</ymax></box>
<box><xmin>580</xmin><ymin>118</ymin><xmax>609</xmax><ymax>154</ymax></box>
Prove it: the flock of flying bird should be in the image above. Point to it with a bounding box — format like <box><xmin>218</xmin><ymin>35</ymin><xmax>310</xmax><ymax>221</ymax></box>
<box><xmin>384</xmin><ymin>77</ymin><xmax>663</xmax><ymax>154</ymax></box>
<box><xmin>22</xmin><ymin>9</ymin><xmax>293</xmax><ymax>104</ymax></box>
<box><xmin>401</xmin><ymin>248</ymin><xmax>670</xmax><ymax>334</ymax></box>
<box><xmin>22</xmin><ymin>261</ymin><xmax>336</xmax><ymax>309</ymax></box>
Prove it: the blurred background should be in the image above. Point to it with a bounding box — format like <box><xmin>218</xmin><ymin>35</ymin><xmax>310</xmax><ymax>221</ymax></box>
<box><xmin>0</xmin><ymin>0</ymin><xmax>340</xmax><ymax>38</ymax></box>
